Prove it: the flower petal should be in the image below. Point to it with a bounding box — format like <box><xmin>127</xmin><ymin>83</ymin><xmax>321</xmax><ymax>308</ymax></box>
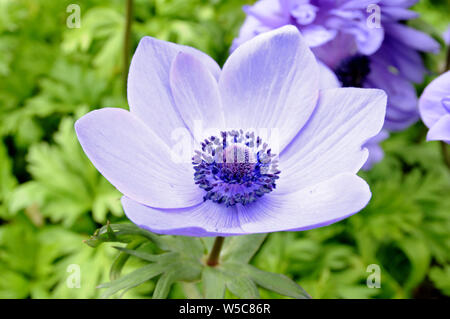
<box><xmin>75</xmin><ymin>108</ymin><xmax>203</xmax><ymax>209</ymax></box>
<box><xmin>419</xmin><ymin>71</ymin><xmax>450</xmax><ymax>129</ymax></box>
<box><xmin>170</xmin><ymin>52</ymin><xmax>225</xmax><ymax>135</ymax></box>
<box><xmin>237</xmin><ymin>173</ymin><xmax>371</xmax><ymax>233</ymax></box>
<box><xmin>278</xmin><ymin>88</ymin><xmax>386</xmax><ymax>194</ymax></box>
<box><xmin>301</xmin><ymin>25</ymin><xmax>337</xmax><ymax>47</ymax></box>
<box><xmin>427</xmin><ymin>114</ymin><xmax>450</xmax><ymax>144</ymax></box>
<box><xmin>219</xmin><ymin>25</ymin><xmax>319</xmax><ymax>151</ymax></box>
<box><xmin>128</xmin><ymin>36</ymin><xmax>221</xmax><ymax>145</ymax></box>
<box><xmin>122</xmin><ymin>196</ymin><xmax>242</xmax><ymax>237</ymax></box>
<box><xmin>122</xmin><ymin>173</ymin><xmax>371</xmax><ymax>236</ymax></box>
<box><xmin>318</xmin><ymin>61</ymin><xmax>340</xmax><ymax>89</ymax></box>
<box><xmin>362</xmin><ymin>130</ymin><xmax>389</xmax><ymax>171</ymax></box>
<box><xmin>386</xmin><ymin>23</ymin><xmax>440</xmax><ymax>53</ymax></box>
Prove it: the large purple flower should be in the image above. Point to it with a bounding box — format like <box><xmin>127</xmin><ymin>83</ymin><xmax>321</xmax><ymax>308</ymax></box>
<box><xmin>419</xmin><ymin>71</ymin><xmax>450</xmax><ymax>144</ymax></box>
<box><xmin>75</xmin><ymin>26</ymin><xmax>386</xmax><ymax>236</ymax></box>
<box><xmin>233</xmin><ymin>0</ymin><xmax>439</xmax><ymax>131</ymax></box>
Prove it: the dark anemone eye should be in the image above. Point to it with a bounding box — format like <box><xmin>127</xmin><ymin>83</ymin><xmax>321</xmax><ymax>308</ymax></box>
<box><xmin>335</xmin><ymin>55</ymin><xmax>371</xmax><ymax>88</ymax></box>
<box><xmin>192</xmin><ymin>130</ymin><xmax>280</xmax><ymax>207</ymax></box>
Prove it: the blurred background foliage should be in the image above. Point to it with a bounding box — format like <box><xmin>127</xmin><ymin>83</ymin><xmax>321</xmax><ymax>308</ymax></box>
<box><xmin>0</xmin><ymin>0</ymin><xmax>449</xmax><ymax>299</ymax></box>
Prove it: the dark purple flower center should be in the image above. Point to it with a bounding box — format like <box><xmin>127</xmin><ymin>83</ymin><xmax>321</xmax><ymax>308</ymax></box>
<box><xmin>335</xmin><ymin>55</ymin><xmax>371</xmax><ymax>88</ymax></box>
<box><xmin>192</xmin><ymin>130</ymin><xmax>280</xmax><ymax>207</ymax></box>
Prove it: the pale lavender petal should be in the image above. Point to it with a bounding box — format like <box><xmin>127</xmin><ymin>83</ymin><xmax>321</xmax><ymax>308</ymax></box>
<box><xmin>220</xmin><ymin>26</ymin><xmax>319</xmax><ymax>151</ymax></box>
<box><xmin>122</xmin><ymin>173</ymin><xmax>371</xmax><ymax>236</ymax></box>
<box><xmin>362</xmin><ymin>130</ymin><xmax>389</xmax><ymax>170</ymax></box>
<box><xmin>243</xmin><ymin>0</ymin><xmax>289</xmax><ymax>28</ymax></box>
<box><xmin>122</xmin><ymin>196</ymin><xmax>242</xmax><ymax>237</ymax></box>
<box><xmin>278</xmin><ymin>88</ymin><xmax>386</xmax><ymax>194</ymax></box>
<box><xmin>237</xmin><ymin>173</ymin><xmax>371</xmax><ymax>233</ymax></box>
<box><xmin>427</xmin><ymin>115</ymin><xmax>450</xmax><ymax>144</ymax></box>
<box><xmin>231</xmin><ymin>16</ymin><xmax>273</xmax><ymax>52</ymax></box>
<box><xmin>128</xmin><ymin>36</ymin><xmax>221</xmax><ymax>145</ymax></box>
<box><xmin>419</xmin><ymin>71</ymin><xmax>450</xmax><ymax>129</ymax></box>
<box><xmin>170</xmin><ymin>52</ymin><xmax>225</xmax><ymax>133</ymax></box>
<box><xmin>75</xmin><ymin>108</ymin><xmax>203</xmax><ymax>209</ymax></box>
<box><xmin>301</xmin><ymin>25</ymin><xmax>337</xmax><ymax>47</ymax></box>
<box><xmin>318</xmin><ymin>61</ymin><xmax>340</xmax><ymax>89</ymax></box>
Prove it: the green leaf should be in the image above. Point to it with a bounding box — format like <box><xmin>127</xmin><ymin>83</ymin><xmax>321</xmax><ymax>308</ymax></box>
<box><xmin>99</xmin><ymin>263</ymin><xmax>166</xmax><ymax>298</ymax></box>
<box><xmin>244</xmin><ymin>264</ymin><xmax>310</xmax><ymax>299</ymax></box>
<box><xmin>429</xmin><ymin>265</ymin><xmax>450</xmax><ymax>296</ymax></box>
<box><xmin>202</xmin><ymin>266</ymin><xmax>226</xmax><ymax>299</ymax></box>
<box><xmin>85</xmin><ymin>223</ymin><xmax>167</xmax><ymax>249</ymax></box>
<box><xmin>222</xmin><ymin>234</ymin><xmax>267</xmax><ymax>263</ymax></box>
<box><xmin>110</xmin><ymin>240</ymin><xmax>145</xmax><ymax>281</ymax></box>
<box><xmin>113</xmin><ymin>246</ymin><xmax>163</xmax><ymax>263</ymax></box>
<box><xmin>153</xmin><ymin>272</ymin><xmax>176</xmax><ymax>299</ymax></box>
<box><xmin>224</xmin><ymin>274</ymin><xmax>260</xmax><ymax>299</ymax></box>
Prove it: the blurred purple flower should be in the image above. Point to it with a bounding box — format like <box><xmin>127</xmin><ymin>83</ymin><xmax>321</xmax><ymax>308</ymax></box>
<box><xmin>233</xmin><ymin>0</ymin><xmax>440</xmax><ymax>131</ymax></box>
<box><xmin>419</xmin><ymin>71</ymin><xmax>450</xmax><ymax>144</ymax></box>
<box><xmin>444</xmin><ymin>24</ymin><xmax>450</xmax><ymax>45</ymax></box>
<box><xmin>361</xmin><ymin>130</ymin><xmax>389</xmax><ymax>170</ymax></box>
<box><xmin>75</xmin><ymin>27</ymin><xmax>386</xmax><ymax>236</ymax></box>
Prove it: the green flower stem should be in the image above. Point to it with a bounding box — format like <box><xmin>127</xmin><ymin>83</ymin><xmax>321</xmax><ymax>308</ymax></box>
<box><xmin>123</xmin><ymin>0</ymin><xmax>133</xmax><ymax>95</ymax></box>
<box><xmin>207</xmin><ymin>236</ymin><xmax>225</xmax><ymax>266</ymax></box>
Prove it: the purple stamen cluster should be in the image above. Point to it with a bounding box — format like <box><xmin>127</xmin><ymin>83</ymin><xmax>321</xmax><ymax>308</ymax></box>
<box><xmin>192</xmin><ymin>130</ymin><xmax>280</xmax><ymax>206</ymax></box>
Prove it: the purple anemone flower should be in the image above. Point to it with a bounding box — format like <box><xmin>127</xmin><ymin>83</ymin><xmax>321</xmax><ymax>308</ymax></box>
<box><xmin>419</xmin><ymin>71</ymin><xmax>450</xmax><ymax>144</ymax></box>
<box><xmin>75</xmin><ymin>26</ymin><xmax>386</xmax><ymax>236</ymax></box>
<box><xmin>233</xmin><ymin>0</ymin><xmax>440</xmax><ymax>132</ymax></box>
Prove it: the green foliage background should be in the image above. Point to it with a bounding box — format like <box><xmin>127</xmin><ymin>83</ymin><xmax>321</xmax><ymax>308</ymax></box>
<box><xmin>0</xmin><ymin>0</ymin><xmax>449</xmax><ymax>299</ymax></box>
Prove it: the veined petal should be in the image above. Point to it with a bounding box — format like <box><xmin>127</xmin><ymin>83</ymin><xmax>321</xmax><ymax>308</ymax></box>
<box><xmin>75</xmin><ymin>108</ymin><xmax>203</xmax><ymax>209</ymax></box>
<box><xmin>127</xmin><ymin>36</ymin><xmax>221</xmax><ymax>146</ymax></box>
<box><xmin>122</xmin><ymin>173</ymin><xmax>371</xmax><ymax>236</ymax></box>
<box><xmin>278</xmin><ymin>88</ymin><xmax>386</xmax><ymax>194</ymax></box>
<box><xmin>170</xmin><ymin>52</ymin><xmax>225</xmax><ymax>136</ymax></box>
<box><xmin>427</xmin><ymin>114</ymin><xmax>450</xmax><ymax>144</ymax></box>
<box><xmin>122</xmin><ymin>196</ymin><xmax>242</xmax><ymax>237</ymax></box>
<box><xmin>238</xmin><ymin>174</ymin><xmax>371</xmax><ymax>233</ymax></box>
<box><xmin>318</xmin><ymin>61</ymin><xmax>340</xmax><ymax>89</ymax></box>
<box><xmin>219</xmin><ymin>26</ymin><xmax>319</xmax><ymax>151</ymax></box>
